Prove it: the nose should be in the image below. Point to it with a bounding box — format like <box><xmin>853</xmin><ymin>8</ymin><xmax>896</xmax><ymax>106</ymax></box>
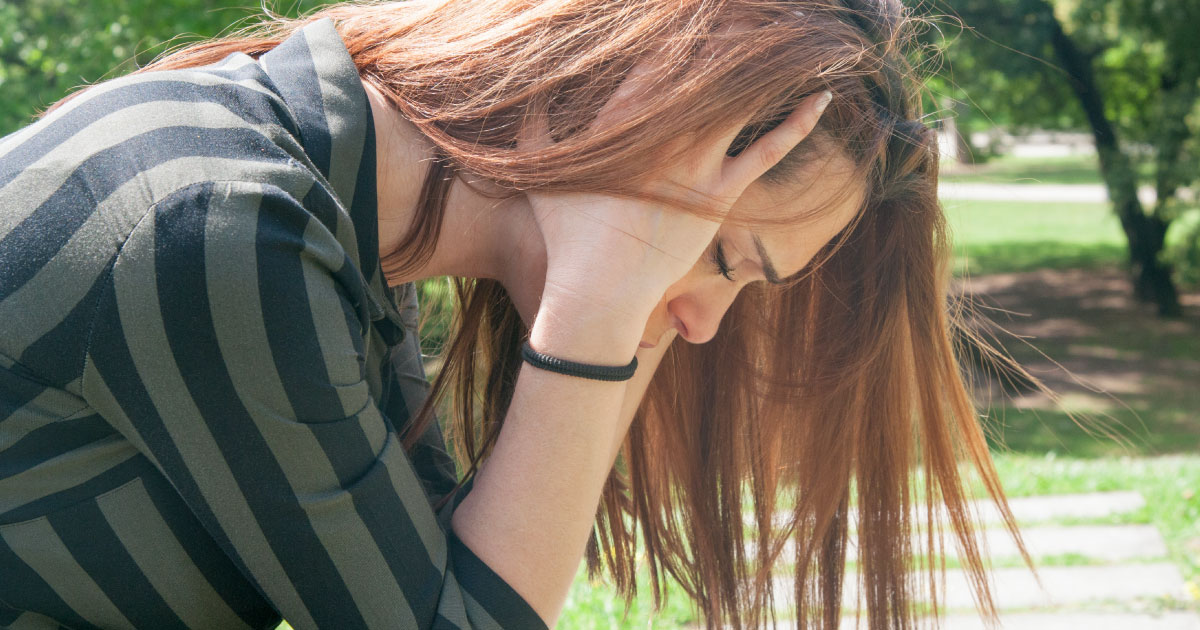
<box><xmin>666</xmin><ymin>291</ymin><xmax>735</xmax><ymax>345</ymax></box>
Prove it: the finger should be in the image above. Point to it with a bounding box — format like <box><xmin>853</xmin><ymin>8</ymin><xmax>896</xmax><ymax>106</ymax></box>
<box><xmin>710</xmin><ymin>110</ymin><xmax>762</xmax><ymax>160</ymax></box>
<box><xmin>590</xmin><ymin>57</ymin><xmax>663</xmax><ymax>131</ymax></box>
<box><xmin>517</xmin><ymin>101</ymin><xmax>555</xmax><ymax>151</ymax></box>
<box><xmin>720</xmin><ymin>90</ymin><xmax>832</xmax><ymax>194</ymax></box>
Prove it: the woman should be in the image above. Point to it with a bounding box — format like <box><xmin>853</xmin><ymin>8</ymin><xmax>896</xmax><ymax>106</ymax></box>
<box><xmin>0</xmin><ymin>1</ymin><xmax>1031</xmax><ymax>629</ymax></box>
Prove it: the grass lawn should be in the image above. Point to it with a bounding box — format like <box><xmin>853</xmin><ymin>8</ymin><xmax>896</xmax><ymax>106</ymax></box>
<box><xmin>942</xmin><ymin>154</ymin><xmax>1101</xmax><ymax>186</ymax></box>
<box><xmin>943</xmin><ymin>199</ymin><xmax>1128</xmax><ymax>275</ymax></box>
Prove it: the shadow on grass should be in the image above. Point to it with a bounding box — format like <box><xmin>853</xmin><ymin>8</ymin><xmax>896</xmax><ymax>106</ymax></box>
<box><xmin>981</xmin><ymin>406</ymin><xmax>1200</xmax><ymax>458</ymax></box>
<box><xmin>962</xmin><ymin>266</ymin><xmax>1200</xmax><ymax>459</ymax></box>
<box><xmin>955</xmin><ymin>241</ymin><xmax>1128</xmax><ymax>276</ymax></box>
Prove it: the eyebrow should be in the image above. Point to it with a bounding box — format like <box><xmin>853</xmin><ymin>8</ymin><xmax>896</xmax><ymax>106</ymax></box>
<box><xmin>752</xmin><ymin>234</ymin><xmax>787</xmax><ymax>285</ymax></box>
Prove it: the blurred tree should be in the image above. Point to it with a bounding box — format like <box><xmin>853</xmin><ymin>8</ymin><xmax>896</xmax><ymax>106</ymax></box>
<box><xmin>0</xmin><ymin>0</ymin><xmax>331</xmax><ymax>135</ymax></box>
<box><xmin>925</xmin><ymin>0</ymin><xmax>1200</xmax><ymax>316</ymax></box>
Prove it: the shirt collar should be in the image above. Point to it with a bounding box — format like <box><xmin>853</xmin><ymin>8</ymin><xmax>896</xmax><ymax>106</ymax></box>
<box><xmin>258</xmin><ymin>18</ymin><xmax>383</xmax><ymax>289</ymax></box>
<box><xmin>259</xmin><ymin>20</ymin><xmax>409</xmax><ymax>345</ymax></box>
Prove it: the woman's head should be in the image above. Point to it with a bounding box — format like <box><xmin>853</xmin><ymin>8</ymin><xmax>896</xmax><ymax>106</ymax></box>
<box><xmin>328</xmin><ymin>0</ymin><xmax>928</xmax><ymax>349</ymax></box>
<box><xmin>339</xmin><ymin>0</ymin><xmax>916</xmax><ymax>198</ymax></box>
<box><xmin>136</xmin><ymin>0</ymin><xmax>929</xmax><ymax>296</ymax></box>
<box><xmin>131</xmin><ymin>2</ymin><xmax>1022</xmax><ymax>628</ymax></box>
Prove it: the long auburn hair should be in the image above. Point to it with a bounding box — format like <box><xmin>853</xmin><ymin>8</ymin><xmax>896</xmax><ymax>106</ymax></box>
<box><xmin>102</xmin><ymin>1</ymin><xmax>1035</xmax><ymax>627</ymax></box>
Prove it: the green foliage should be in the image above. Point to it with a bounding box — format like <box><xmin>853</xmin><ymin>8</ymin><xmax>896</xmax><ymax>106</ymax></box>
<box><xmin>922</xmin><ymin>1</ymin><xmax>1084</xmax><ymax>133</ymax></box>
<box><xmin>415</xmin><ymin>277</ymin><xmax>456</xmax><ymax>358</ymax></box>
<box><xmin>926</xmin><ymin>0</ymin><xmax>1199</xmax><ymax>149</ymax></box>
<box><xmin>1164</xmin><ymin>208</ymin><xmax>1200</xmax><ymax>289</ymax></box>
<box><xmin>0</xmin><ymin>0</ymin><xmax>332</xmax><ymax>136</ymax></box>
<box><xmin>924</xmin><ymin>0</ymin><xmax>1200</xmax><ymax>190</ymax></box>
<box><xmin>924</xmin><ymin>0</ymin><xmax>1200</xmax><ymax>310</ymax></box>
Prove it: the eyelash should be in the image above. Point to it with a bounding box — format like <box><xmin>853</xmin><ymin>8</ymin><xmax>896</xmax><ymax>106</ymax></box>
<box><xmin>710</xmin><ymin>241</ymin><xmax>737</xmax><ymax>282</ymax></box>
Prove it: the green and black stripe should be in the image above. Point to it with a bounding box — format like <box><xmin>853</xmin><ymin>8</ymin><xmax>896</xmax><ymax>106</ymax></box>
<box><xmin>0</xmin><ymin>18</ymin><xmax>544</xmax><ymax>630</ymax></box>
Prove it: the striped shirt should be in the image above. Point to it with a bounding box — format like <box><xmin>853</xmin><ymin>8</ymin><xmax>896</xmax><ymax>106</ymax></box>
<box><xmin>0</xmin><ymin>18</ymin><xmax>545</xmax><ymax>630</ymax></box>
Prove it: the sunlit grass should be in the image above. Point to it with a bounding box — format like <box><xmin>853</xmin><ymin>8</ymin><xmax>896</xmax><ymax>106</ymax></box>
<box><xmin>557</xmin><ymin>562</ymin><xmax>701</xmax><ymax>630</ymax></box>
<box><xmin>943</xmin><ymin>199</ymin><xmax>1128</xmax><ymax>276</ymax></box>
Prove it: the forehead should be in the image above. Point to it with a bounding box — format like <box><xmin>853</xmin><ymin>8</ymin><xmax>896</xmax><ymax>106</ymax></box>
<box><xmin>735</xmin><ymin>151</ymin><xmax>864</xmax><ymax>226</ymax></box>
<box><xmin>732</xmin><ymin>152</ymin><xmax>866</xmax><ymax>279</ymax></box>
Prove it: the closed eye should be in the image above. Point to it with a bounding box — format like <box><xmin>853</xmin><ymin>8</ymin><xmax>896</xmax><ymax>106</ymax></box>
<box><xmin>710</xmin><ymin>240</ymin><xmax>737</xmax><ymax>282</ymax></box>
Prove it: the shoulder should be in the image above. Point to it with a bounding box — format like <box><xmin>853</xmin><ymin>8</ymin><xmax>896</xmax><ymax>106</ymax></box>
<box><xmin>137</xmin><ymin>177</ymin><xmax>337</xmax><ymax>264</ymax></box>
<box><xmin>0</xmin><ymin>55</ymin><xmax>312</xmax><ymax>225</ymax></box>
<box><xmin>2</xmin><ymin>53</ymin><xmax>303</xmax><ymax>162</ymax></box>
<box><xmin>0</xmin><ymin>56</ymin><xmax>329</xmax><ymax>268</ymax></box>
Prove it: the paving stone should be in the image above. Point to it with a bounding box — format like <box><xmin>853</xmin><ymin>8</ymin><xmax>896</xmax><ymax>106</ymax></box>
<box><xmin>939</xmin><ymin>182</ymin><xmax>1160</xmax><ymax>205</ymax></box>
<box><xmin>936</xmin><ymin>524</ymin><xmax>1167</xmax><ymax>562</ymax></box>
<box><xmin>752</xmin><ymin>524</ymin><xmax>1166</xmax><ymax>564</ymax></box>
<box><xmin>767</xmin><ymin>612</ymin><xmax>1200</xmax><ymax>629</ymax></box>
<box><xmin>925</xmin><ymin>612</ymin><xmax>1200</xmax><ymax>630</ymax></box>
<box><xmin>772</xmin><ymin>562</ymin><xmax>1187</xmax><ymax>613</ymax></box>
<box><xmin>751</xmin><ymin>490</ymin><xmax>1193</xmax><ymax>630</ymax></box>
<box><xmin>930</xmin><ymin>562</ymin><xmax>1187</xmax><ymax>610</ymax></box>
<box><xmin>912</xmin><ymin>491</ymin><xmax>1147</xmax><ymax>527</ymax></box>
<box><xmin>757</xmin><ymin>491</ymin><xmax>1147</xmax><ymax>531</ymax></box>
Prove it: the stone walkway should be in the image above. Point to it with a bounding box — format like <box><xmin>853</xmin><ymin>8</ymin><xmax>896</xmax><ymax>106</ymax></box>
<box><xmin>764</xmin><ymin>491</ymin><xmax>1199</xmax><ymax>629</ymax></box>
<box><xmin>937</xmin><ymin>181</ymin><xmax>1195</xmax><ymax>205</ymax></box>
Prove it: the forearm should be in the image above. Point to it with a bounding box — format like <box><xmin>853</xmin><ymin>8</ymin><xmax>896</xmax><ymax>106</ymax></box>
<box><xmin>450</xmin><ymin>295</ymin><xmax>648</xmax><ymax>628</ymax></box>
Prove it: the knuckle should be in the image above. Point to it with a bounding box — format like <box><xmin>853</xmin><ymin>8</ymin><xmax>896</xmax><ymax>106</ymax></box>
<box><xmin>756</xmin><ymin>141</ymin><xmax>786</xmax><ymax>171</ymax></box>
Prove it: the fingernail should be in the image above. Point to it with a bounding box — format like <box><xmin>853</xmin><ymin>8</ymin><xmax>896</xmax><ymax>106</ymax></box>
<box><xmin>817</xmin><ymin>90</ymin><xmax>833</xmax><ymax>113</ymax></box>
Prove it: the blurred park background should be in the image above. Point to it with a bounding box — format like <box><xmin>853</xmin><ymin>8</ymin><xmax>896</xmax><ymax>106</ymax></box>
<box><xmin>3</xmin><ymin>0</ymin><xmax>1198</xmax><ymax>627</ymax></box>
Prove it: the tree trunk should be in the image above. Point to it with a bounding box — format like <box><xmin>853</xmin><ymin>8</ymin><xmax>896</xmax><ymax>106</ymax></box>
<box><xmin>1042</xmin><ymin>6</ymin><xmax>1182</xmax><ymax>316</ymax></box>
<box><xmin>1112</xmin><ymin>194</ymin><xmax>1180</xmax><ymax>315</ymax></box>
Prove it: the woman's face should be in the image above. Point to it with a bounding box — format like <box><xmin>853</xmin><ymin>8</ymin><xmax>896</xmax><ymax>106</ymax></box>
<box><xmin>639</xmin><ymin>151</ymin><xmax>865</xmax><ymax>347</ymax></box>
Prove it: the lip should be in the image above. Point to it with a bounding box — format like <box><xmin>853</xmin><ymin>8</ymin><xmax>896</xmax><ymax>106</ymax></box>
<box><xmin>638</xmin><ymin>340</ymin><xmax>657</xmax><ymax>349</ymax></box>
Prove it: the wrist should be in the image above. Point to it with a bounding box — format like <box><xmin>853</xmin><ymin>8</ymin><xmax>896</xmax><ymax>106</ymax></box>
<box><xmin>529</xmin><ymin>290</ymin><xmax>647</xmax><ymax>365</ymax></box>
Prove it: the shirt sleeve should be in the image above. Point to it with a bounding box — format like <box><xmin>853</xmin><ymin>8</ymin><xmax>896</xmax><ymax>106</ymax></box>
<box><xmin>81</xmin><ymin>179</ymin><xmax>548</xmax><ymax>630</ymax></box>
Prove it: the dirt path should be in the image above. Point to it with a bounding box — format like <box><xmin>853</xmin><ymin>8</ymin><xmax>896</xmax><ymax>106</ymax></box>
<box><xmin>957</xmin><ymin>266</ymin><xmax>1200</xmax><ymax>455</ymax></box>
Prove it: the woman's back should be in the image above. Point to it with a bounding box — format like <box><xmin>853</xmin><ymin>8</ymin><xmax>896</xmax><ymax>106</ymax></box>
<box><xmin>0</xmin><ymin>19</ymin><xmax>541</xmax><ymax>630</ymax></box>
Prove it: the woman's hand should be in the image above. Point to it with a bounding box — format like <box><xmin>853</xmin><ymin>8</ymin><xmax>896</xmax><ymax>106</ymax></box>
<box><xmin>523</xmin><ymin>87</ymin><xmax>833</xmax><ymax>357</ymax></box>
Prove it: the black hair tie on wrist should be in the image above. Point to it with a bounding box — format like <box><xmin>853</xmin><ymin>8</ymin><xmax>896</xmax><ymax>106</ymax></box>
<box><xmin>520</xmin><ymin>341</ymin><xmax>638</xmax><ymax>382</ymax></box>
